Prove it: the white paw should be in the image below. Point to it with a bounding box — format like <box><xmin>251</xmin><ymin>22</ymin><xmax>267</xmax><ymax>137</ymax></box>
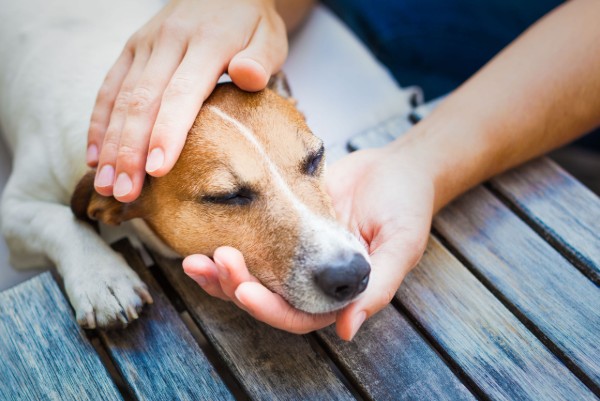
<box><xmin>64</xmin><ymin>259</ymin><xmax>153</xmax><ymax>330</ymax></box>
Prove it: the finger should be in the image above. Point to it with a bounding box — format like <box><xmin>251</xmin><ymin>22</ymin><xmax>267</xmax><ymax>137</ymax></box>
<box><xmin>146</xmin><ymin>42</ymin><xmax>228</xmax><ymax>177</ymax></box>
<box><xmin>228</xmin><ymin>15</ymin><xmax>288</xmax><ymax>91</ymax></box>
<box><xmin>336</xmin><ymin>243</ymin><xmax>415</xmax><ymax>341</ymax></box>
<box><xmin>112</xmin><ymin>40</ymin><xmax>186</xmax><ymax>201</ymax></box>
<box><xmin>183</xmin><ymin>254</ymin><xmax>230</xmax><ymax>301</ymax></box>
<box><xmin>95</xmin><ymin>49</ymin><xmax>150</xmax><ymax>196</ymax></box>
<box><xmin>235</xmin><ymin>282</ymin><xmax>336</xmax><ymax>334</ymax></box>
<box><xmin>87</xmin><ymin>50</ymin><xmax>133</xmax><ymax>167</ymax></box>
<box><xmin>212</xmin><ymin>246</ymin><xmax>259</xmax><ymax>300</ymax></box>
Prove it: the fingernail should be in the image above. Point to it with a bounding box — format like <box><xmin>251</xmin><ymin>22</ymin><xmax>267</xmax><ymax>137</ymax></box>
<box><xmin>234</xmin><ymin>287</ymin><xmax>246</xmax><ymax>305</ymax></box>
<box><xmin>146</xmin><ymin>147</ymin><xmax>164</xmax><ymax>173</ymax></box>
<box><xmin>214</xmin><ymin>257</ymin><xmax>229</xmax><ymax>280</ymax></box>
<box><xmin>349</xmin><ymin>311</ymin><xmax>367</xmax><ymax>341</ymax></box>
<box><xmin>193</xmin><ymin>274</ymin><xmax>207</xmax><ymax>286</ymax></box>
<box><xmin>113</xmin><ymin>172</ymin><xmax>133</xmax><ymax>197</ymax></box>
<box><xmin>95</xmin><ymin>165</ymin><xmax>114</xmax><ymax>188</ymax></box>
<box><xmin>86</xmin><ymin>144</ymin><xmax>98</xmax><ymax>164</ymax></box>
<box><xmin>245</xmin><ymin>58</ymin><xmax>267</xmax><ymax>76</ymax></box>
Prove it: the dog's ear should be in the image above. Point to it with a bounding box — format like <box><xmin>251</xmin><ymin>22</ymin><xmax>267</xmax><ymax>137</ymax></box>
<box><xmin>71</xmin><ymin>170</ymin><xmax>142</xmax><ymax>226</ymax></box>
<box><xmin>268</xmin><ymin>71</ymin><xmax>292</xmax><ymax>99</ymax></box>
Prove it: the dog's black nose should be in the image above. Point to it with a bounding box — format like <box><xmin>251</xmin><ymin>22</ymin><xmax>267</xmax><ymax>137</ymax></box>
<box><xmin>314</xmin><ymin>253</ymin><xmax>371</xmax><ymax>301</ymax></box>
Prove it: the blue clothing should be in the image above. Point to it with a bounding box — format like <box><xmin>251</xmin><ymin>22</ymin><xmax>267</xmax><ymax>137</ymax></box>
<box><xmin>322</xmin><ymin>0</ymin><xmax>600</xmax><ymax>149</ymax></box>
<box><xmin>323</xmin><ymin>0</ymin><xmax>563</xmax><ymax>100</ymax></box>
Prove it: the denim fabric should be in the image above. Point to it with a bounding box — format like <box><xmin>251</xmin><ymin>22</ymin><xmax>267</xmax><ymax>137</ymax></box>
<box><xmin>322</xmin><ymin>0</ymin><xmax>563</xmax><ymax>100</ymax></box>
<box><xmin>322</xmin><ymin>0</ymin><xmax>600</xmax><ymax>149</ymax></box>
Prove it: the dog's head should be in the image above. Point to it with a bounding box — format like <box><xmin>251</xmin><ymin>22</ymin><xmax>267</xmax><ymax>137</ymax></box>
<box><xmin>72</xmin><ymin>76</ymin><xmax>370</xmax><ymax>314</ymax></box>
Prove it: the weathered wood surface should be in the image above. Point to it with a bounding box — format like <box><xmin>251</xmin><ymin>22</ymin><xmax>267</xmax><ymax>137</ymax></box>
<box><xmin>397</xmin><ymin>236</ymin><xmax>596</xmax><ymax>400</ymax></box>
<box><xmin>434</xmin><ymin>186</ymin><xmax>600</xmax><ymax>392</ymax></box>
<box><xmin>152</xmin><ymin>252</ymin><xmax>354</xmax><ymax>401</ymax></box>
<box><xmin>489</xmin><ymin>158</ymin><xmax>600</xmax><ymax>285</ymax></box>
<box><xmin>0</xmin><ymin>272</ymin><xmax>123</xmax><ymax>401</ymax></box>
<box><xmin>317</xmin><ymin>305</ymin><xmax>475</xmax><ymax>401</ymax></box>
<box><xmin>99</xmin><ymin>240</ymin><xmax>234</xmax><ymax>401</ymax></box>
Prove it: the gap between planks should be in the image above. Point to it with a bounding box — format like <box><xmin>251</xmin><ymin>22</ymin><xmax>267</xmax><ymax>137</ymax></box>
<box><xmin>432</xmin><ymin>227</ymin><xmax>600</xmax><ymax>397</ymax></box>
<box><xmin>43</xmin><ymin>266</ymin><xmax>141</xmax><ymax>401</ymax></box>
<box><xmin>485</xmin><ymin>180</ymin><xmax>600</xmax><ymax>287</ymax></box>
<box><xmin>388</xmin><ymin>298</ymin><xmax>491</xmax><ymax>401</ymax></box>
<box><xmin>145</xmin><ymin>249</ymin><xmax>363</xmax><ymax>400</ymax></box>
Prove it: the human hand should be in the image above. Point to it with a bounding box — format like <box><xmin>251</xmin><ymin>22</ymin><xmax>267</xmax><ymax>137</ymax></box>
<box><xmin>87</xmin><ymin>0</ymin><xmax>288</xmax><ymax>202</ymax></box>
<box><xmin>325</xmin><ymin>144</ymin><xmax>434</xmax><ymax>339</ymax></box>
<box><xmin>183</xmin><ymin>247</ymin><xmax>337</xmax><ymax>334</ymax></box>
<box><xmin>183</xmin><ymin>141</ymin><xmax>435</xmax><ymax>340</ymax></box>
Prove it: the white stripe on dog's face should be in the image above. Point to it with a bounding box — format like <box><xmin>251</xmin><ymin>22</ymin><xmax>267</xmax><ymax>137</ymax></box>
<box><xmin>208</xmin><ymin>105</ymin><xmax>303</xmax><ymax>211</ymax></box>
<box><xmin>208</xmin><ymin>106</ymin><xmax>368</xmax><ymax>313</ymax></box>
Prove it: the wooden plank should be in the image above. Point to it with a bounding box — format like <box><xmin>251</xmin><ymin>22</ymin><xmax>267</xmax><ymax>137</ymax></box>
<box><xmin>0</xmin><ymin>272</ymin><xmax>123</xmax><ymax>401</ymax></box>
<box><xmin>317</xmin><ymin>305</ymin><xmax>476</xmax><ymax>401</ymax></box>
<box><xmin>434</xmin><ymin>186</ymin><xmax>600</xmax><ymax>392</ymax></box>
<box><xmin>397</xmin><ymin>237</ymin><xmax>596</xmax><ymax>400</ymax></box>
<box><xmin>489</xmin><ymin>158</ymin><xmax>600</xmax><ymax>285</ymax></box>
<box><xmin>152</xmin><ymin>252</ymin><xmax>355</xmax><ymax>401</ymax></box>
<box><xmin>98</xmin><ymin>240</ymin><xmax>235</xmax><ymax>401</ymax></box>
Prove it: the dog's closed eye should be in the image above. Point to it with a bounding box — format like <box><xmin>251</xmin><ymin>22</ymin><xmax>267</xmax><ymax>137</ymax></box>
<box><xmin>303</xmin><ymin>144</ymin><xmax>325</xmax><ymax>176</ymax></box>
<box><xmin>203</xmin><ymin>187</ymin><xmax>255</xmax><ymax>206</ymax></box>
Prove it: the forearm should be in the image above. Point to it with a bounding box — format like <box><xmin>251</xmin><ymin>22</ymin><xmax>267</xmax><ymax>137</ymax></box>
<box><xmin>275</xmin><ymin>0</ymin><xmax>315</xmax><ymax>33</ymax></box>
<box><xmin>392</xmin><ymin>0</ymin><xmax>600</xmax><ymax>213</ymax></box>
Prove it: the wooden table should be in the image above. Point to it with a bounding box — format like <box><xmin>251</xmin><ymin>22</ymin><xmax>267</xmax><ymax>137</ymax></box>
<box><xmin>1</xmin><ymin>108</ymin><xmax>599</xmax><ymax>401</ymax></box>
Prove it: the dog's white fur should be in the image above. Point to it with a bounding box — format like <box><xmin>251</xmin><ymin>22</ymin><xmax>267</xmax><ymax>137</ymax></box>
<box><xmin>0</xmin><ymin>0</ymin><xmax>164</xmax><ymax>327</ymax></box>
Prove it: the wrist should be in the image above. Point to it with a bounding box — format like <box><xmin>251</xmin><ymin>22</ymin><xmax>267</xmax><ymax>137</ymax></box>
<box><xmin>385</xmin><ymin>118</ymin><xmax>491</xmax><ymax>214</ymax></box>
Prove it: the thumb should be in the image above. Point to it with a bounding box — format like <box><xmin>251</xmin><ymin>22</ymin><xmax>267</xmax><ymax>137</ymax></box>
<box><xmin>228</xmin><ymin>16</ymin><xmax>287</xmax><ymax>91</ymax></box>
<box><xmin>336</xmin><ymin>242</ymin><xmax>419</xmax><ymax>341</ymax></box>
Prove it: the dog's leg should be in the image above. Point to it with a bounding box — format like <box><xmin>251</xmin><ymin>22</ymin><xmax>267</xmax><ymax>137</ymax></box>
<box><xmin>1</xmin><ymin>173</ymin><xmax>152</xmax><ymax>329</ymax></box>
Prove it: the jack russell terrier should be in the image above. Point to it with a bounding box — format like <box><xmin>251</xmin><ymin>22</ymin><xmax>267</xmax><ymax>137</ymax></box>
<box><xmin>0</xmin><ymin>0</ymin><xmax>370</xmax><ymax>329</ymax></box>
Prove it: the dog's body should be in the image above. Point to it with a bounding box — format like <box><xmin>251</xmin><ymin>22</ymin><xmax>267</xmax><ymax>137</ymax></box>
<box><xmin>0</xmin><ymin>0</ymin><xmax>164</xmax><ymax>327</ymax></box>
<box><xmin>0</xmin><ymin>0</ymin><xmax>369</xmax><ymax>329</ymax></box>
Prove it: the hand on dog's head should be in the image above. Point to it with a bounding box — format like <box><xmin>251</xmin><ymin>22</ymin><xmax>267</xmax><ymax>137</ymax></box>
<box><xmin>71</xmin><ymin>75</ymin><xmax>370</xmax><ymax>314</ymax></box>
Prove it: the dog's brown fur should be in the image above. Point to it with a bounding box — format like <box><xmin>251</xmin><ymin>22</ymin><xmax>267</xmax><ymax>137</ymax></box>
<box><xmin>72</xmin><ymin>82</ymin><xmax>332</xmax><ymax>293</ymax></box>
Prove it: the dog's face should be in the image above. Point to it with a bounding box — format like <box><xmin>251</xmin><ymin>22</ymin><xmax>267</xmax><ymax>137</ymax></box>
<box><xmin>73</xmin><ymin>82</ymin><xmax>370</xmax><ymax>314</ymax></box>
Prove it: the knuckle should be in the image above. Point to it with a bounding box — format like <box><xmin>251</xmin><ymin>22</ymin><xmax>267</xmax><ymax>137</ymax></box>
<box><xmin>113</xmin><ymin>91</ymin><xmax>132</xmax><ymax>113</ymax></box>
<box><xmin>87</xmin><ymin>120</ymin><xmax>105</xmax><ymax>138</ymax></box>
<box><xmin>100</xmin><ymin>143</ymin><xmax>119</xmax><ymax>160</ymax></box>
<box><xmin>89</xmin><ymin>110</ymin><xmax>105</xmax><ymax>126</ymax></box>
<box><xmin>283</xmin><ymin>310</ymin><xmax>309</xmax><ymax>334</ymax></box>
<box><xmin>102</xmin><ymin>130</ymin><xmax>120</xmax><ymax>148</ymax></box>
<box><xmin>194</xmin><ymin>23</ymin><xmax>231</xmax><ymax>46</ymax></box>
<box><xmin>126</xmin><ymin>32</ymin><xmax>142</xmax><ymax>49</ymax></box>
<box><xmin>97</xmin><ymin>81</ymin><xmax>114</xmax><ymax>101</ymax></box>
<box><xmin>128</xmin><ymin>86</ymin><xmax>155</xmax><ymax>114</ymax></box>
<box><xmin>151</xmin><ymin>119</ymin><xmax>177</xmax><ymax>137</ymax></box>
<box><xmin>98</xmin><ymin>144</ymin><xmax>118</xmax><ymax>165</ymax></box>
<box><xmin>116</xmin><ymin>144</ymin><xmax>144</xmax><ymax>164</ymax></box>
<box><xmin>159</xmin><ymin>18</ymin><xmax>188</xmax><ymax>41</ymax></box>
<box><xmin>165</xmin><ymin>74</ymin><xmax>195</xmax><ymax>97</ymax></box>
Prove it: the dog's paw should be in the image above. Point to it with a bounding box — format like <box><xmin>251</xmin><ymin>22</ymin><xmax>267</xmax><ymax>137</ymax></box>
<box><xmin>65</xmin><ymin>263</ymin><xmax>153</xmax><ymax>330</ymax></box>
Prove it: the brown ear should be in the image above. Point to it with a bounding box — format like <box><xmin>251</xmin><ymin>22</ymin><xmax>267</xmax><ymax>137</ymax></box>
<box><xmin>71</xmin><ymin>170</ymin><xmax>142</xmax><ymax>226</ymax></box>
<box><xmin>267</xmin><ymin>71</ymin><xmax>292</xmax><ymax>99</ymax></box>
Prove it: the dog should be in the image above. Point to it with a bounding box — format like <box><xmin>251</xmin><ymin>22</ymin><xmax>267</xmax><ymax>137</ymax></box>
<box><xmin>0</xmin><ymin>0</ymin><xmax>370</xmax><ymax>329</ymax></box>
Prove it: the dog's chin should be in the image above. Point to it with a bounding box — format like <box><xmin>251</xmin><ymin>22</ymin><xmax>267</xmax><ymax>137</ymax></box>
<box><xmin>281</xmin><ymin>289</ymin><xmax>361</xmax><ymax>315</ymax></box>
<box><xmin>293</xmin><ymin>299</ymin><xmax>353</xmax><ymax>315</ymax></box>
